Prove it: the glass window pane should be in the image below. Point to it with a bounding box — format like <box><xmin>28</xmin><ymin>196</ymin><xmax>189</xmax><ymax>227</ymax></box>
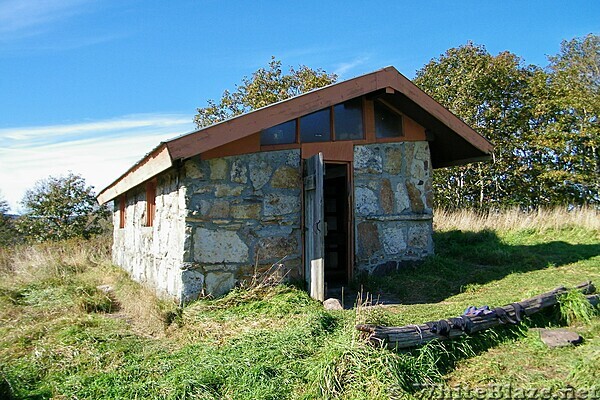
<box><xmin>300</xmin><ymin>108</ymin><xmax>331</xmax><ymax>142</ymax></box>
<box><xmin>375</xmin><ymin>101</ymin><xmax>403</xmax><ymax>138</ymax></box>
<box><xmin>334</xmin><ymin>98</ymin><xmax>363</xmax><ymax>140</ymax></box>
<box><xmin>261</xmin><ymin>120</ymin><xmax>296</xmax><ymax>145</ymax></box>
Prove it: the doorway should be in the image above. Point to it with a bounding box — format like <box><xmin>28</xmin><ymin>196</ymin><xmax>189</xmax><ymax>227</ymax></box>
<box><xmin>323</xmin><ymin>163</ymin><xmax>351</xmax><ymax>285</ymax></box>
<box><xmin>303</xmin><ymin>154</ymin><xmax>352</xmax><ymax>301</ymax></box>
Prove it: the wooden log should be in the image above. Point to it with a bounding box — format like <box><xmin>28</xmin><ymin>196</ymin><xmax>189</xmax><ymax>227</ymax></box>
<box><xmin>587</xmin><ymin>294</ymin><xmax>599</xmax><ymax>307</ymax></box>
<box><xmin>356</xmin><ymin>281</ymin><xmax>596</xmax><ymax>350</ymax></box>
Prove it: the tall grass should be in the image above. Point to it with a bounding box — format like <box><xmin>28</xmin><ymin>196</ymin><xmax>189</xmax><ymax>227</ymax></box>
<box><xmin>1</xmin><ymin>208</ymin><xmax>599</xmax><ymax>399</ymax></box>
<box><xmin>0</xmin><ymin>235</ymin><xmax>111</xmax><ymax>279</ymax></box>
<box><xmin>434</xmin><ymin>206</ymin><xmax>600</xmax><ymax>232</ymax></box>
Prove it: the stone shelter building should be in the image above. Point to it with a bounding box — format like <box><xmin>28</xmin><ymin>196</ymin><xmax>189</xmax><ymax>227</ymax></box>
<box><xmin>97</xmin><ymin>67</ymin><xmax>493</xmax><ymax>303</ymax></box>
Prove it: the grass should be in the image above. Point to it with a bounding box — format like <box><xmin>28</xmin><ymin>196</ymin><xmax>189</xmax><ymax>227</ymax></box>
<box><xmin>0</xmin><ymin>207</ymin><xmax>599</xmax><ymax>399</ymax></box>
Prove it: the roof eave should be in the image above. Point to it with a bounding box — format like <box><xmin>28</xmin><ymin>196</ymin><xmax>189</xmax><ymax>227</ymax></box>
<box><xmin>96</xmin><ymin>143</ymin><xmax>173</xmax><ymax>205</ymax></box>
<box><xmin>97</xmin><ymin>66</ymin><xmax>494</xmax><ymax>204</ymax></box>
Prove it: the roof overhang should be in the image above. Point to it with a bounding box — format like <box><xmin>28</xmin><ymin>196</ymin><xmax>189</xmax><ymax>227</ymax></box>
<box><xmin>97</xmin><ymin>66</ymin><xmax>493</xmax><ymax>204</ymax></box>
<box><xmin>96</xmin><ymin>144</ymin><xmax>172</xmax><ymax>205</ymax></box>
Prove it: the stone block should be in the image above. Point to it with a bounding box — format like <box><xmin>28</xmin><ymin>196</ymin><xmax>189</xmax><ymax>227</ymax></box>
<box><xmin>394</xmin><ymin>182</ymin><xmax>411</xmax><ymax>213</ymax></box>
<box><xmin>424</xmin><ymin>179</ymin><xmax>434</xmax><ymax>210</ymax></box>
<box><xmin>413</xmin><ymin>142</ymin><xmax>429</xmax><ymax>161</ymax></box>
<box><xmin>382</xmin><ymin>227</ymin><xmax>407</xmax><ymax>255</ymax></box>
<box><xmin>230</xmin><ymin>159</ymin><xmax>248</xmax><ymax>183</ymax></box>
<box><xmin>263</xmin><ymin>193</ymin><xmax>300</xmax><ymax>216</ymax></box>
<box><xmin>256</xmin><ymin>236</ymin><xmax>298</xmax><ymax>260</ymax></box>
<box><xmin>214</xmin><ymin>184</ymin><xmax>244</xmax><ymax>197</ymax></box>
<box><xmin>408</xmin><ymin>224</ymin><xmax>431</xmax><ymax>251</ymax></box>
<box><xmin>209</xmin><ymin>201</ymin><xmax>230</xmax><ymax>219</ymax></box>
<box><xmin>184</xmin><ymin>160</ymin><xmax>204</xmax><ymax>179</ymax></box>
<box><xmin>205</xmin><ymin>271</ymin><xmax>235</xmax><ymax>297</ymax></box>
<box><xmin>405</xmin><ymin>181</ymin><xmax>425</xmax><ymax>213</ymax></box>
<box><xmin>194</xmin><ymin>228</ymin><xmax>249</xmax><ymax>263</ymax></box>
<box><xmin>355</xmin><ymin>186</ymin><xmax>378</xmax><ymax>216</ymax></box>
<box><xmin>286</xmin><ymin>151</ymin><xmax>301</xmax><ymax>167</ymax></box>
<box><xmin>538</xmin><ymin>328</ymin><xmax>583</xmax><ymax>348</ymax></box>
<box><xmin>181</xmin><ymin>269</ymin><xmax>205</xmax><ymax>302</ymax></box>
<box><xmin>354</xmin><ymin>145</ymin><xmax>382</xmax><ymax>174</ymax></box>
<box><xmin>323</xmin><ymin>298</ymin><xmax>343</xmax><ymax>310</ymax></box>
<box><xmin>383</xmin><ymin>145</ymin><xmax>403</xmax><ymax>174</ymax></box>
<box><xmin>231</xmin><ymin>203</ymin><xmax>261</xmax><ymax>220</ymax></box>
<box><xmin>249</xmin><ymin>161</ymin><xmax>272</xmax><ymax>190</ymax></box>
<box><xmin>270</xmin><ymin>166</ymin><xmax>301</xmax><ymax>189</ymax></box>
<box><xmin>380</xmin><ymin>179</ymin><xmax>394</xmax><ymax>214</ymax></box>
<box><xmin>357</xmin><ymin>222</ymin><xmax>381</xmax><ymax>260</ymax></box>
<box><xmin>411</xmin><ymin>159</ymin><xmax>427</xmax><ymax>181</ymax></box>
<box><xmin>209</xmin><ymin>158</ymin><xmax>228</xmax><ymax>180</ymax></box>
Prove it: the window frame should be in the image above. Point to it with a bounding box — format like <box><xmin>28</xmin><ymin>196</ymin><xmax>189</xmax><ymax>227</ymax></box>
<box><xmin>373</xmin><ymin>99</ymin><xmax>405</xmax><ymax>141</ymax></box>
<box><xmin>119</xmin><ymin>195</ymin><xmax>126</xmax><ymax>229</ymax></box>
<box><xmin>260</xmin><ymin>97</ymin><xmax>366</xmax><ymax>147</ymax></box>
<box><xmin>145</xmin><ymin>179</ymin><xmax>157</xmax><ymax>227</ymax></box>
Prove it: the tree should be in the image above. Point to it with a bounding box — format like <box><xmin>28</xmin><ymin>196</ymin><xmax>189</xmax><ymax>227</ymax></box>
<box><xmin>414</xmin><ymin>43</ymin><xmax>538</xmax><ymax>209</ymax></box>
<box><xmin>17</xmin><ymin>173</ymin><xmax>110</xmax><ymax>242</ymax></box>
<box><xmin>541</xmin><ymin>34</ymin><xmax>600</xmax><ymax>204</ymax></box>
<box><xmin>414</xmin><ymin>36</ymin><xmax>600</xmax><ymax>209</ymax></box>
<box><xmin>194</xmin><ymin>57</ymin><xmax>337</xmax><ymax>128</ymax></box>
<box><xmin>0</xmin><ymin>191</ymin><xmax>19</xmax><ymax>247</ymax></box>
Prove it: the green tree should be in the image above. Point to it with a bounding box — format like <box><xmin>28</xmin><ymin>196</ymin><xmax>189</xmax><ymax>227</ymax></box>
<box><xmin>540</xmin><ymin>34</ymin><xmax>600</xmax><ymax>204</ymax></box>
<box><xmin>414</xmin><ymin>43</ymin><xmax>538</xmax><ymax>209</ymax></box>
<box><xmin>17</xmin><ymin>173</ymin><xmax>110</xmax><ymax>242</ymax></box>
<box><xmin>0</xmin><ymin>191</ymin><xmax>19</xmax><ymax>247</ymax></box>
<box><xmin>194</xmin><ymin>57</ymin><xmax>337</xmax><ymax>128</ymax></box>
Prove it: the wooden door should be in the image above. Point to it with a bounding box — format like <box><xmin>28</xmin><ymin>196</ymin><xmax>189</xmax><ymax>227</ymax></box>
<box><xmin>304</xmin><ymin>153</ymin><xmax>325</xmax><ymax>301</ymax></box>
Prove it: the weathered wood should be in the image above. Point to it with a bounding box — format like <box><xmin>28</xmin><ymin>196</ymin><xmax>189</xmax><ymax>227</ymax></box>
<box><xmin>304</xmin><ymin>153</ymin><xmax>325</xmax><ymax>301</ymax></box>
<box><xmin>357</xmin><ymin>282</ymin><xmax>596</xmax><ymax>350</ymax></box>
<box><xmin>97</xmin><ymin>144</ymin><xmax>172</xmax><ymax>205</ymax></box>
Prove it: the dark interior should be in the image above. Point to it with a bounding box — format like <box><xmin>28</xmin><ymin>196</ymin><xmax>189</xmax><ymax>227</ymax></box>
<box><xmin>323</xmin><ymin>163</ymin><xmax>349</xmax><ymax>285</ymax></box>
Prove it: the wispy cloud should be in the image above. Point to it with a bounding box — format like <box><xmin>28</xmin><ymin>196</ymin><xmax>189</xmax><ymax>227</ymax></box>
<box><xmin>1</xmin><ymin>114</ymin><xmax>191</xmax><ymax>146</ymax></box>
<box><xmin>0</xmin><ymin>113</ymin><xmax>195</xmax><ymax>213</ymax></box>
<box><xmin>333</xmin><ymin>56</ymin><xmax>371</xmax><ymax>77</ymax></box>
<box><xmin>0</xmin><ymin>0</ymin><xmax>91</xmax><ymax>40</ymax></box>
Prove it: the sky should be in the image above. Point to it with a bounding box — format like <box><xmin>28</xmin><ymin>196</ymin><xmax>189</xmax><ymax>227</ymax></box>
<box><xmin>0</xmin><ymin>0</ymin><xmax>598</xmax><ymax>213</ymax></box>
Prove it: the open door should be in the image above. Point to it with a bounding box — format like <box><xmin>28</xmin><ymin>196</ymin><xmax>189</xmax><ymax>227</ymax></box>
<box><xmin>304</xmin><ymin>153</ymin><xmax>325</xmax><ymax>301</ymax></box>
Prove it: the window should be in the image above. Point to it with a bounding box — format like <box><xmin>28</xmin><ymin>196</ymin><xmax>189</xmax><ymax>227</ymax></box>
<box><xmin>145</xmin><ymin>180</ymin><xmax>156</xmax><ymax>227</ymax></box>
<box><xmin>300</xmin><ymin>108</ymin><xmax>331</xmax><ymax>142</ymax></box>
<box><xmin>258</xmin><ymin>97</ymin><xmax>365</xmax><ymax>145</ymax></box>
<box><xmin>375</xmin><ymin>100</ymin><xmax>403</xmax><ymax>138</ymax></box>
<box><xmin>119</xmin><ymin>196</ymin><xmax>126</xmax><ymax>229</ymax></box>
<box><xmin>334</xmin><ymin>98</ymin><xmax>363</xmax><ymax>140</ymax></box>
<box><xmin>261</xmin><ymin>120</ymin><xmax>296</xmax><ymax>145</ymax></box>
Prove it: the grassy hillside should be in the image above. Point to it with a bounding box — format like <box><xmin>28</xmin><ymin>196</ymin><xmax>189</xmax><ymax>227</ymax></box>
<box><xmin>1</xmin><ymin>208</ymin><xmax>599</xmax><ymax>399</ymax></box>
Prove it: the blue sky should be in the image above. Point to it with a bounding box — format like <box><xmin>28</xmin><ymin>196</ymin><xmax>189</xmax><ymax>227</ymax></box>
<box><xmin>0</xmin><ymin>0</ymin><xmax>598</xmax><ymax>212</ymax></box>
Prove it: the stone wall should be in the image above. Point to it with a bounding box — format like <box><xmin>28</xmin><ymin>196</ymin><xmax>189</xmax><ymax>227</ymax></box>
<box><xmin>353</xmin><ymin>142</ymin><xmax>434</xmax><ymax>275</ymax></box>
<box><xmin>112</xmin><ymin>169</ymin><xmax>187</xmax><ymax>299</ymax></box>
<box><xmin>181</xmin><ymin>149</ymin><xmax>303</xmax><ymax>301</ymax></box>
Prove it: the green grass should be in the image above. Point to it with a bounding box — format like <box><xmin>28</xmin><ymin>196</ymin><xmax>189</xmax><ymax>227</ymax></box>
<box><xmin>0</xmin><ymin>217</ymin><xmax>599</xmax><ymax>399</ymax></box>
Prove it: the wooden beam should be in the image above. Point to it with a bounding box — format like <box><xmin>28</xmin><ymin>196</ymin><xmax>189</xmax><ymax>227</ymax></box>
<box><xmin>356</xmin><ymin>282</ymin><xmax>596</xmax><ymax>350</ymax></box>
<box><xmin>97</xmin><ymin>144</ymin><xmax>173</xmax><ymax>204</ymax></box>
<box><xmin>166</xmin><ymin>73</ymin><xmax>382</xmax><ymax>160</ymax></box>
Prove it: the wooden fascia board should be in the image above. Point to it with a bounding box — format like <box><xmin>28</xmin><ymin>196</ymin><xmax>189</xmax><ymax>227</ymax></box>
<box><xmin>97</xmin><ymin>66</ymin><xmax>495</xmax><ymax>204</ymax></box>
<box><xmin>166</xmin><ymin>71</ymin><xmax>384</xmax><ymax>160</ymax></box>
<box><xmin>96</xmin><ymin>144</ymin><xmax>173</xmax><ymax>204</ymax></box>
<box><xmin>166</xmin><ymin>67</ymin><xmax>493</xmax><ymax>161</ymax></box>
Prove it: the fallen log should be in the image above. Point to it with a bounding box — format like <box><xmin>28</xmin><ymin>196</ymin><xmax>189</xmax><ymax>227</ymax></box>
<box><xmin>356</xmin><ymin>282</ymin><xmax>596</xmax><ymax>350</ymax></box>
